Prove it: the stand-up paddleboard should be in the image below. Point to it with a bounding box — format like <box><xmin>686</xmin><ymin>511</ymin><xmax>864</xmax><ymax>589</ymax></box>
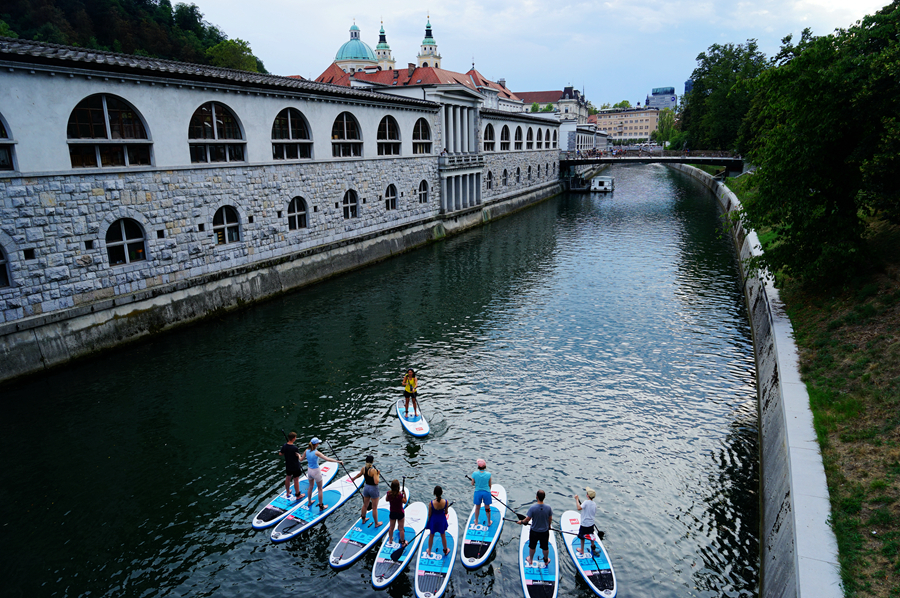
<box><xmin>251</xmin><ymin>462</ymin><xmax>339</xmax><ymax>529</ymax></box>
<box><xmin>330</xmin><ymin>487</ymin><xmax>410</xmax><ymax>569</ymax></box>
<box><xmin>560</xmin><ymin>510</ymin><xmax>616</xmax><ymax>597</ymax></box>
<box><xmin>270</xmin><ymin>473</ymin><xmax>361</xmax><ymax>543</ymax></box>
<box><xmin>371</xmin><ymin>501</ymin><xmax>428</xmax><ymax>589</ymax></box>
<box><xmin>460</xmin><ymin>484</ymin><xmax>506</xmax><ymax>569</ymax></box>
<box><xmin>414</xmin><ymin>506</ymin><xmax>458</xmax><ymax>598</ymax></box>
<box><xmin>396</xmin><ymin>398</ymin><xmax>430</xmax><ymax>437</ymax></box>
<box><xmin>518</xmin><ymin>518</ymin><xmax>559</xmax><ymax>598</ymax></box>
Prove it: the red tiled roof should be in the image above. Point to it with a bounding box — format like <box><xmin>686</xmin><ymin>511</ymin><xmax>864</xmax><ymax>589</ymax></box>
<box><xmin>587</xmin><ymin>114</ymin><xmax>598</xmax><ymax>125</ymax></box>
<box><xmin>315</xmin><ymin>62</ymin><xmax>351</xmax><ymax>86</ymax></box>
<box><xmin>517</xmin><ymin>90</ymin><xmax>564</xmax><ymax>104</ymax></box>
<box><xmin>466</xmin><ymin>69</ymin><xmax>522</xmax><ymax>102</ymax></box>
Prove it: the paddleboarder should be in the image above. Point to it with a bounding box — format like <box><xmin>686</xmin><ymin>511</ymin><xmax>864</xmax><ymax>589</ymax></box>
<box><xmin>305</xmin><ymin>437</ymin><xmax>342</xmax><ymax>510</ymax></box>
<box><xmin>517</xmin><ymin>489</ymin><xmax>553</xmax><ymax>567</ymax></box>
<box><xmin>574</xmin><ymin>488</ymin><xmax>600</xmax><ymax>556</ymax></box>
<box><xmin>385</xmin><ymin>479</ymin><xmax>408</xmax><ymax>546</ymax></box>
<box><xmin>279</xmin><ymin>431</ymin><xmax>304</xmax><ymax>501</ymax></box>
<box><xmin>402</xmin><ymin>368</ymin><xmax>419</xmax><ymax>417</ymax></box>
<box><xmin>349</xmin><ymin>455</ymin><xmax>383</xmax><ymax>526</ymax></box>
<box><xmin>426</xmin><ymin>485</ymin><xmax>450</xmax><ymax>557</ymax></box>
<box><xmin>470</xmin><ymin>459</ymin><xmax>493</xmax><ymax>527</ymax></box>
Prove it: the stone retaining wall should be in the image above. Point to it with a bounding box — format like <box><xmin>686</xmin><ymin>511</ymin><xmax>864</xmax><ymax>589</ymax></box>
<box><xmin>669</xmin><ymin>163</ymin><xmax>842</xmax><ymax>598</ymax></box>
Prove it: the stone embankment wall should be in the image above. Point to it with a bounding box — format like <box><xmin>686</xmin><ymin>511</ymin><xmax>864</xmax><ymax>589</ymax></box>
<box><xmin>669</xmin><ymin>164</ymin><xmax>842</xmax><ymax>598</ymax></box>
<box><xmin>0</xmin><ymin>176</ymin><xmax>561</xmax><ymax>383</ymax></box>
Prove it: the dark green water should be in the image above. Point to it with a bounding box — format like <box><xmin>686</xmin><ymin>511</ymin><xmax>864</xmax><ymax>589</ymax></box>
<box><xmin>0</xmin><ymin>164</ymin><xmax>759</xmax><ymax>598</ymax></box>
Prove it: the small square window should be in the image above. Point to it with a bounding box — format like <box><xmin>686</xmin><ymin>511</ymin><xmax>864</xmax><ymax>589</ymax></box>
<box><xmin>156</xmin><ymin>230</ymin><xmax>165</xmax><ymax>239</ymax></box>
<box><xmin>198</xmin><ymin>223</ymin><xmax>205</xmax><ymax>232</ymax></box>
<box><xmin>277</xmin><ymin>211</ymin><xmax>283</xmax><ymax>218</ymax></box>
<box><xmin>248</xmin><ymin>216</ymin><xmax>254</xmax><ymax>224</ymax></box>
<box><xmin>313</xmin><ymin>206</ymin><xmax>318</xmax><ymax>212</ymax></box>
<box><xmin>335</xmin><ymin>202</ymin><xmax>339</xmax><ymax>208</ymax></box>
<box><xmin>23</xmin><ymin>248</ymin><xmax>35</xmax><ymax>260</ymax></box>
<box><xmin>362</xmin><ymin>198</ymin><xmax>366</xmax><ymax>204</ymax></box>
<box><xmin>85</xmin><ymin>240</ymin><xmax>94</xmax><ymax>250</ymax></box>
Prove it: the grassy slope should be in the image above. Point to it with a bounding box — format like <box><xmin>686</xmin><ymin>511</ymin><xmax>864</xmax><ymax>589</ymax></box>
<box><xmin>726</xmin><ymin>175</ymin><xmax>900</xmax><ymax>598</ymax></box>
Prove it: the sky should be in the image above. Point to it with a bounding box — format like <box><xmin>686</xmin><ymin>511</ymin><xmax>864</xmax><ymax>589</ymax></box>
<box><xmin>195</xmin><ymin>0</ymin><xmax>889</xmax><ymax>105</ymax></box>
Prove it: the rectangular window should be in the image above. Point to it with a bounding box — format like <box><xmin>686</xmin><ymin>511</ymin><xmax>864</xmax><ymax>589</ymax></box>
<box><xmin>69</xmin><ymin>145</ymin><xmax>99</xmax><ymax>168</ymax></box>
<box><xmin>190</xmin><ymin>145</ymin><xmax>208</xmax><ymax>163</ymax></box>
<box><xmin>0</xmin><ymin>146</ymin><xmax>11</xmax><ymax>170</ymax></box>
<box><xmin>378</xmin><ymin>143</ymin><xmax>401</xmax><ymax>156</ymax></box>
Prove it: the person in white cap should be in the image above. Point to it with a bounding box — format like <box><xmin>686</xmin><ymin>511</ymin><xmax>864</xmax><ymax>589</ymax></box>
<box><xmin>470</xmin><ymin>458</ymin><xmax>493</xmax><ymax>527</ymax></box>
<box><xmin>574</xmin><ymin>488</ymin><xmax>600</xmax><ymax>556</ymax></box>
<box><xmin>305</xmin><ymin>437</ymin><xmax>342</xmax><ymax>510</ymax></box>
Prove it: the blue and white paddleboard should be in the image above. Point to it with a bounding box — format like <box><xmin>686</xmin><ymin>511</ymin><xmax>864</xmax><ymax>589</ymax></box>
<box><xmin>560</xmin><ymin>510</ymin><xmax>617</xmax><ymax>597</ymax></box>
<box><xmin>330</xmin><ymin>487</ymin><xmax>410</xmax><ymax>569</ymax></box>
<box><xmin>270</xmin><ymin>473</ymin><xmax>361</xmax><ymax>543</ymax></box>
<box><xmin>396</xmin><ymin>398</ymin><xmax>430</xmax><ymax>437</ymax></box>
<box><xmin>460</xmin><ymin>484</ymin><xmax>506</xmax><ymax>569</ymax></box>
<box><xmin>371</xmin><ymin>501</ymin><xmax>428</xmax><ymax>589</ymax></box>
<box><xmin>251</xmin><ymin>462</ymin><xmax>339</xmax><ymax>529</ymax></box>
<box><xmin>414</xmin><ymin>506</ymin><xmax>458</xmax><ymax>598</ymax></box>
<box><xmin>518</xmin><ymin>517</ymin><xmax>559</xmax><ymax>598</ymax></box>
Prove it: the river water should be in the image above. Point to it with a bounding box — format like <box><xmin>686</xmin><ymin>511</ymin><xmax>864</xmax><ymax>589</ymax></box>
<box><xmin>0</xmin><ymin>164</ymin><xmax>759</xmax><ymax>598</ymax></box>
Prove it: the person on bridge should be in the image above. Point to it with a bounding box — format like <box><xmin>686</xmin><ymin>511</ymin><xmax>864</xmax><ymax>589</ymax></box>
<box><xmin>470</xmin><ymin>458</ymin><xmax>493</xmax><ymax>527</ymax></box>
<box><xmin>402</xmin><ymin>368</ymin><xmax>419</xmax><ymax>417</ymax></box>
<box><xmin>279</xmin><ymin>431</ymin><xmax>304</xmax><ymax>501</ymax></box>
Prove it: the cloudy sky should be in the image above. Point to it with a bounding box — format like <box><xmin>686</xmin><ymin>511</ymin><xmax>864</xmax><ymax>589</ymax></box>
<box><xmin>197</xmin><ymin>0</ymin><xmax>888</xmax><ymax>104</ymax></box>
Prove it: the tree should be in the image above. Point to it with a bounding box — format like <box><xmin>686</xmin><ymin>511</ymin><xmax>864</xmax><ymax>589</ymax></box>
<box><xmin>655</xmin><ymin>108</ymin><xmax>676</xmax><ymax>143</ymax></box>
<box><xmin>612</xmin><ymin>100</ymin><xmax>631</xmax><ymax>109</ymax></box>
<box><xmin>600</xmin><ymin>102</ymin><xmax>611</xmax><ymax>110</ymax></box>
<box><xmin>738</xmin><ymin>2</ymin><xmax>900</xmax><ymax>283</ymax></box>
<box><xmin>541</xmin><ymin>104</ymin><xmax>554</xmax><ymax>112</ymax></box>
<box><xmin>0</xmin><ymin>19</ymin><xmax>19</xmax><ymax>38</ymax></box>
<box><xmin>530</xmin><ymin>102</ymin><xmax>540</xmax><ymax>113</ymax></box>
<box><xmin>206</xmin><ymin>38</ymin><xmax>259</xmax><ymax>71</ymax></box>
<box><xmin>681</xmin><ymin>40</ymin><xmax>767</xmax><ymax>151</ymax></box>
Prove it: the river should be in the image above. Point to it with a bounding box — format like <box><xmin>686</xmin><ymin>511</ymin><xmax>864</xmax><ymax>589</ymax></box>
<box><xmin>0</xmin><ymin>163</ymin><xmax>759</xmax><ymax>597</ymax></box>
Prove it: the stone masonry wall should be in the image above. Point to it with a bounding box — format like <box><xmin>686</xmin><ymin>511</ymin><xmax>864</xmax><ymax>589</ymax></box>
<box><xmin>483</xmin><ymin>149</ymin><xmax>558</xmax><ymax>201</ymax></box>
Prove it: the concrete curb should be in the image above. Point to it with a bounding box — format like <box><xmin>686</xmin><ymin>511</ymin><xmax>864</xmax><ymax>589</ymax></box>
<box><xmin>668</xmin><ymin>164</ymin><xmax>842</xmax><ymax>598</ymax></box>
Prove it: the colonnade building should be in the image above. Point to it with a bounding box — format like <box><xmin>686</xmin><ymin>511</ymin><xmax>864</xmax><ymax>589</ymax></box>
<box><xmin>0</xmin><ymin>37</ymin><xmax>560</xmax><ymax>381</ymax></box>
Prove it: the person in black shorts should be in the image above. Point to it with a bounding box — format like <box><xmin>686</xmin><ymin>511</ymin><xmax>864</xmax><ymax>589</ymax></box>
<box><xmin>517</xmin><ymin>489</ymin><xmax>553</xmax><ymax>566</ymax></box>
<box><xmin>385</xmin><ymin>479</ymin><xmax>407</xmax><ymax>546</ymax></box>
<box><xmin>402</xmin><ymin>369</ymin><xmax>419</xmax><ymax>417</ymax></box>
<box><xmin>279</xmin><ymin>432</ymin><xmax>304</xmax><ymax>501</ymax></box>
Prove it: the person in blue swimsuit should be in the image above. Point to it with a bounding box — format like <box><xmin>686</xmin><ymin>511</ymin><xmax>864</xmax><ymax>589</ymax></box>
<box><xmin>426</xmin><ymin>485</ymin><xmax>450</xmax><ymax>557</ymax></box>
<box><xmin>470</xmin><ymin>458</ymin><xmax>493</xmax><ymax>526</ymax></box>
<box><xmin>305</xmin><ymin>437</ymin><xmax>341</xmax><ymax>510</ymax></box>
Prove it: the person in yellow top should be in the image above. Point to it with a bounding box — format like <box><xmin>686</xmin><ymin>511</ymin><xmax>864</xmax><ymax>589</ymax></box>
<box><xmin>402</xmin><ymin>368</ymin><xmax>419</xmax><ymax>418</ymax></box>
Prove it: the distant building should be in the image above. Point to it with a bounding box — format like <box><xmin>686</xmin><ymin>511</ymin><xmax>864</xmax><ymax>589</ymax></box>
<box><xmin>591</xmin><ymin>107</ymin><xmax>660</xmax><ymax>142</ymax></box>
<box><xmin>684</xmin><ymin>79</ymin><xmax>693</xmax><ymax>95</ymax></box>
<box><xmin>517</xmin><ymin>87</ymin><xmax>589</xmax><ymax>124</ymax></box>
<box><xmin>646</xmin><ymin>87</ymin><xmax>677</xmax><ymax>111</ymax></box>
<box><xmin>334</xmin><ymin>23</ymin><xmax>379</xmax><ymax>73</ymax></box>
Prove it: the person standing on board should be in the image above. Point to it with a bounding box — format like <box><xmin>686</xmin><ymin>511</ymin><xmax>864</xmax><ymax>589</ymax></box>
<box><xmin>574</xmin><ymin>488</ymin><xmax>600</xmax><ymax>556</ymax></box>
<box><xmin>305</xmin><ymin>437</ymin><xmax>341</xmax><ymax>510</ymax></box>
<box><xmin>426</xmin><ymin>485</ymin><xmax>450</xmax><ymax>556</ymax></box>
<box><xmin>349</xmin><ymin>455</ymin><xmax>383</xmax><ymax>526</ymax></box>
<box><xmin>402</xmin><ymin>369</ymin><xmax>419</xmax><ymax>417</ymax></box>
<box><xmin>470</xmin><ymin>458</ymin><xmax>493</xmax><ymax>527</ymax></box>
<box><xmin>517</xmin><ymin>489</ymin><xmax>553</xmax><ymax>567</ymax></box>
<box><xmin>385</xmin><ymin>479</ymin><xmax>408</xmax><ymax>546</ymax></box>
<box><xmin>279</xmin><ymin>431</ymin><xmax>304</xmax><ymax>500</ymax></box>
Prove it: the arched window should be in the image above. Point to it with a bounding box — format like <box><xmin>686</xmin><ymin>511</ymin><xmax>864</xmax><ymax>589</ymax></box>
<box><xmin>486</xmin><ymin>171</ymin><xmax>493</xmax><ymax>190</ymax></box>
<box><xmin>212</xmin><ymin>206</ymin><xmax>240</xmax><ymax>244</ymax></box>
<box><xmin>105</xmin><ymin>218</ymin><xmax>146</xmax><ymax>265</ymax></box>
<box><xmin>483</xmin><ymin>124</ymin><xmax>495</xmax><ymax>152</ymax></box>
<box><xmin>0</xmin><ymin>245</ymin><xmax>10</xmax><ymax>287</ymax></box>
<box><xmin>272</xmin><ymin>108</ymin><xmax>312</xmax><ymax>160</ymax></box>
<box><xmin>536</xmin><ymin>128</ymin><xmax>543</xmax><ymax>150</ymax></box>
<box><xmin>377</xmin><ymin>116</ymin><xmax>401</xmax><ymax>156</ymax></box>
<box><xmin>527</xmin><ymin>165</ymin><xmax>532</xmax><ymax>180</ymax></box>
<box><xmin>67</xmin><ymin>94</ymin><xmax>151</xmax><ymax>168</ymax></box>
<box><xmin>514</xmin><ymin>126</ymin><xmax>523</xmax><ymax>150</ymax></box>
<box><xmin>500</xmin><ymin>126</ymin><xmax>510</xmax><ymax>151</ymax></box>
<box><xmin>189</xmin><ymin>102</ymin><xmax>244</xmax><ymax>163</ymax></box>
<box><xmin>418</xmin><ymin>180</ymin><xmax>429</xmax><ymax>203</ymax></box>
<box><xmin>287</xmin><ymin>197</ymin><xmax>307</xmax><ymax>230</ymax></box>
<box><xmin>552</xmin><ymin>130</ymin><xmax>558</xmax><ymax>149</ymax></box>
<box><xmin>0</xmin><ymin>117</ymin><xmax>13</xmax><ymax>171</ymax></box>
<box><xmin>502</xmin><ymin>169</ymin><xmax>508</xmax><ymax>186</ymax></box>
<box><xmin>385</xmin><ymin>184</ymin><xmax>397</xmax><ymax>210</ymax></box>
<box><xmin>546</xmin><ymin>162</ymin><xmax>550</xmax><ymax>175</ymax></box>
<box><xmin>537</xmin><ymin>164</ymin><xmax>542</xmax><ymax>177</ymax></box>
<box><xmin>332</xmin><ymin>112</ymin><xmax>362</xmax><ymax>157</ymax></box>
<box><xmin>516</xmin><ymin>167</ymin><xmax>521</xmax><ymax>183</ymax></box>
<box><xmin>343</xmin><ymin>190</ymin><xmax>359</xmax><ymax>219</ymax></box>
<box><xmin>526</xmin><ymin>128</ymin><xmax>534</xmax><ymax>150</ymax></box>
<box><xmin>545</xmin><ymin>128</ymin><xmax>550</xmax><ymax>149</ymax></box>
<box><xmin>412</xmin><ymin>118</ymin><xmax>432</xmax><ymax>154</ymax></box>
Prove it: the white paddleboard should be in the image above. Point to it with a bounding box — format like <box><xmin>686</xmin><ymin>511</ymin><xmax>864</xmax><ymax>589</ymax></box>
<box><xmin>371</xmin><ymin>501</ymin><xmax>428</xmax><ymax>589</ymax></box>
<box><xmin>560</xmin><ymin>510</ymin><xmax>617</xmax><ymax>597</ymax></box>
<box><xmin>270</xmin><ymin>473</ymin><xmax>361</xmax><ymax>543</ymax></box>
<box><xmin>414</xmin><ymin>505</ymin><xmax>458</xmax><ymax>598</ymax></box>
<box><xmin>518</xmin><ymin>515</ymin><xmax>559</xmax><ymax>598</ymax></box>
<box><xmin>330</xmin><ymin>486</ymin><xmax>410</xmax><ymax>569</ymax></box>
<box><xmin>460</xmin><ymin>484</ymin><xmax>506</xmax><ymax>569</ymax></box>
<box><xmin>251</xmin><ymin>462</ymin><xmax>339</xmax><ymax>529</ymax></box>
<box><xmin>396</xmin><ymin>398</ymin><xmax>430</xmax><ymax>437</ymax></box>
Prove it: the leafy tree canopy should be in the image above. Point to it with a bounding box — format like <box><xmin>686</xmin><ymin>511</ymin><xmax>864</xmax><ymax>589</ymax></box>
<box><xmin>612</xmin><ymin>100</ymin><xmax>631</xmax><ymax>109</ymax></box>
<box><xmin>207</xmin><ymin>38</ymin><xmax>258</xmax><ymax>71</ymax></box>
<box><xmin>530</xmin><ymin>102</ymin><xmax>540</xmax><ymax>113</ymax></box>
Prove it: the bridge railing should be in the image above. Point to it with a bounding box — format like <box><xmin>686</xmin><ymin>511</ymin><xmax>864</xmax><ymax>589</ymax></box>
<box><xmin>559</xmin><ymin>149</ymin><xmax>737</xmax><ymax>160</ymax></box>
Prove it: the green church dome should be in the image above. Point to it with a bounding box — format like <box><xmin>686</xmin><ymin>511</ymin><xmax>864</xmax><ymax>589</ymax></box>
<box><xmin>336</xmin><ymin>39</ymin><xmax>376</xmax><ymax>61</ymax></box>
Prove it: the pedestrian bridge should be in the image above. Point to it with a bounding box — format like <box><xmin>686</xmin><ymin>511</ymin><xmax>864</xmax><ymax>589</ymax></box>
<box><xmin>560</xmin><ymin>152</ymin><xmax>746</xmax><ymax>177</ymax></box>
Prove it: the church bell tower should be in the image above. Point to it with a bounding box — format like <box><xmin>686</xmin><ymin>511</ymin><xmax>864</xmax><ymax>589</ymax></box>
<box><xmin>416</xmin><ymin>16</ymin><xmax>441</xmax><ymax>68</ymax></box>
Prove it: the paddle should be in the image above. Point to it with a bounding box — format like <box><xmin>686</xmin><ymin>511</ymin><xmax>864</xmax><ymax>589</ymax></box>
<box><xmin>390</xmin><ymin>500</ymin><xmax>453</xmax><ymax>562</ymax></box>
<box><xmin>324</xmin><ymin>440</ymin><xmax>364</xmax><ymax>504</ymax></box>
<box><xmin>465</xmin><ymin>475</ymin><xmax>525</xmax><ymax>521</ymax></box>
